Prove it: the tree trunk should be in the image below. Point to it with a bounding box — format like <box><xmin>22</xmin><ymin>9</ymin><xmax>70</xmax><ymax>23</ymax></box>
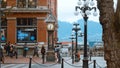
<box><xmin>97</xmin><ymin>0</ymin><xmax>120</xmax><ymax>68</ymax></box>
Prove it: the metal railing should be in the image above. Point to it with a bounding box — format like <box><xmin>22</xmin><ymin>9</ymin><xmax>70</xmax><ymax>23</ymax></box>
<box><xmin>28</xmin><ymin>56</ymin><xmax>107</xmax><ymax>68</ymax></box>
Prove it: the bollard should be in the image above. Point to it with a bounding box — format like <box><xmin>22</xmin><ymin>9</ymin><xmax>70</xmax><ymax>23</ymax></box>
<box><xmin>61</xmin><ymin>58</ymin><xmax>64</xmax><ymax>68</ymax></box>
<box><xmin>29</xmin><ymin>57</ymin><xmax>32</xmax><ymax>68</ymax></box>
<box><xmin>93</xmin><ymin>60</ymin><xmax>96</xmax><ymax>68</ymax></box>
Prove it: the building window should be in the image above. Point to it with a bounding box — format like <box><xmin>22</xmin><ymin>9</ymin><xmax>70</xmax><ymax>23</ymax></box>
<box><xmin>17</xmin><ymin>0</ymin><xmax>26</xmax><ymax>8</ymax></box>
<box><xmin>1</xmin><ymin>0</ymin><xmax>7</xmax><ymax>8</ymax></box>
<box><xmin>17</xmin><ymin>0</ymin><xmax>37</xmax><ymax>8</ymax></box>
<box><xmin>17</xmin><ymin>18</ymin><xmax>37</xmax><ymax>43</ymax></box>
<box><xmin>28</xmin><ymin>0</ymin><xmax>37</xmax><ymax>8</ymax></box>
<box><xmin>1</xmin><ymin>18</ymin><xmax>7</xmax><ymax>42</ymax></box>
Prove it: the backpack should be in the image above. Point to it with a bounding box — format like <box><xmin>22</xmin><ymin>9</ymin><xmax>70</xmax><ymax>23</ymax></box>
<box><xmin>41</xmin><ymin>49</ymin><xmax>45</xmax><ymax>54</ymax></box>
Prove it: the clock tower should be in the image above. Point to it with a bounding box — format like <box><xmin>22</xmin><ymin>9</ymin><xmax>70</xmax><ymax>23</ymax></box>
<box><xmin>45</xmin><ymin>12</ymin><xmax>56</xmax><ymax>61</ymax></box>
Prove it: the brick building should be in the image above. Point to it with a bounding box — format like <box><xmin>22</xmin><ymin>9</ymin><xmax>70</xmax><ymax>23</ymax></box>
<box><xmin>1</xmin><ymin>0</ymin><xmax>58</xmax><ymax>47</ymax></box>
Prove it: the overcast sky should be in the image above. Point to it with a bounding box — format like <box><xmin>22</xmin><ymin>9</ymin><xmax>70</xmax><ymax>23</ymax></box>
<box><xmin>57</xmin><ymin>0</ymin><xmax>118</xmax><ymax>23</ymax></box>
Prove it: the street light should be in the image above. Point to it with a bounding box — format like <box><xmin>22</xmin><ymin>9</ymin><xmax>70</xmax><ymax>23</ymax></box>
<box><xmin>69</xmin><ymin>33</ymin><xmax>75</xmax><ymax>64</ymax></box>
<box><xmin>72</xmin><ymin>22</ymin><xmax>80</xmax><ymax>62</ymax></box>
<box><xmin>75</xmin><ymin>0</ymin><xmax>98</xmax><ymax>68</ymax></box>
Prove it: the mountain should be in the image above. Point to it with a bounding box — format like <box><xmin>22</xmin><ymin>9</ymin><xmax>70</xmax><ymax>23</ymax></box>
<box><xmin>58</xmin><ymin>19</ymin><xmax>102</xmax><ymax>42</ymax></box>
<box><xmin>58</xmin><ymin>21</ymin><xmax>73</xmax><ymax>41</ymax></box>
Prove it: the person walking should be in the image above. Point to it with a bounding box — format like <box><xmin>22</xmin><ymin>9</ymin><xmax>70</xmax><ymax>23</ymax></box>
<box><xmin>33</xmin><ymin>43</ymin><xmax>39</xmax><ymax>57</ymax></box>
<box><xmin>41</xmin><ymin>46</ymin><xmax>46</xmax><ymax>64</ymax></box>
<box><xmin>0</xmin><ymin>45</ymin><xmax>4</xmax><ymax>63</ymax></box>
<box><xmin>13</xmin><ymin>43</ymin><xmax>18</xmax><ymax>59</ymax></box>
<box><xmin>9</xmin><ymin>44</ymin><xmax>14</xmax><ymax>58</ymax></box>
<box><xmin>56</xmin><ymin>48</ymin><xmax>61</xmax><ymax>63</ymax></box>
<box><xmin>54</xmin><ymin>46</ymin><xmax>58</xmax><ymax>62</ymax></box>
<box><xmin>6</xmin><ymin>42</ymin><xmax>10</xmax><ymax>56</ymax></box>
<box><xmin>23</xmin><ymin>43</ymin><xmax>29</xmax><ymax>57</ymax></box>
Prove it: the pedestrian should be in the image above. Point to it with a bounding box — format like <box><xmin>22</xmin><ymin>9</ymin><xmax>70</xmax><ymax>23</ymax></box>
<box><xmin>89</xmin><ymin>49</ymin><xmax>93</xmax><ymax>61</ymax></box>
<box><xmin>23</xmin><ymin>43</ymin><xmax>29</xmax><ymax>57</ymax></box>
<box><xmin>75</xmin><ymin>52</ymin><xmax>80</xmax><ymax>62</ymax></box>
<box><xmin>4</xmin><ymin>43</ymin><xmax>7</xmax><ymax>55</ymax></box>
<box><xmin>33</xmin><ymin>43</ymin><xmax>39</xmax><ymax>57</ymax></box>
<box><xmin>6</xmin><ymin>41</ymin><xmax>10</xmax><ymax>56</ymax></box>
<box><xmin>13</xmin><ymin>43</ymin><xmax>18</xmax><ymax>59</ymax></box>
<box><xmin>54</xmin><ymin>46</ymin><xmax>58</xmax><ymax>62</ymax></box>
<box><xmin>41</xmin><ymin>46</ymin><xmax>46</xmax><ymax>64</ymax></box>
<box><xmin>9</xmin><ymin>44</ymin><xmax>14</xmax><ymax>58</ymax></box>
<box><xmin>0</xmin><ymin>45</ymin><xmax>4</xmax><ymax>63</ymax></box>
<box><xmin>57</xmin><ymin>48</ymin><xmax>61</xmax><ymax>63</ymax></box>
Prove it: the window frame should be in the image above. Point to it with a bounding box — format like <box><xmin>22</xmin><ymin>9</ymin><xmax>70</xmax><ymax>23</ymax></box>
<box><xmin>16</xmin><ymin>18</ymin><xmax>37</xmax><ymax>43</ymax></box>
<box><xmin>1</xmin><ymin>18</ymin><xmax>7</xmax><ymax>42</ymax></box>
<box><xmin>17</xmin><ymin>0</ymin><xmax>37</xmax><ymax>8</ymax></box>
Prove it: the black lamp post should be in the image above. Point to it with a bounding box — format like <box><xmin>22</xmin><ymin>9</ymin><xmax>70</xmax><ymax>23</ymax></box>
<box><xmin>75</xmin><ymin>0</ymin><xmax>97</xmax><ymax>68</ymax></box>
<box><xmin>69</xmin><ymin>33</ymin><xmax>75</xmax><ymax>64</ymax></box>
<box><xmin>72</xmin><ymin>22</ymin><xmax>80</xmax><ymax>62</ymax></box>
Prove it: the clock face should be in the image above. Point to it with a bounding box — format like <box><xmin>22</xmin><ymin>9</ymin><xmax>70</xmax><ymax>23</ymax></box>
<box><xmin>47</xmin><ymin>23</ymin><xmax>54</xmax><ymax>30</ymax></box>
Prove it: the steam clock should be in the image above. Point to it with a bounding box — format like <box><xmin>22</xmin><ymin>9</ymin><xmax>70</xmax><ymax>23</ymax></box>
<box><xmin>45</xmin><ymin>13</ymin><xmax>56</xmax><ymax>61</ymax></box>
<box><xmin>47</xmin><ymin>23</ymin><xmax>54</xmax><ymax>50</ymax></box>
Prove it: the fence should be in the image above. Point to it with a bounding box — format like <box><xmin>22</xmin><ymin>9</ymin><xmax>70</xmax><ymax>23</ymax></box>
<box><xmin>28</xmin><ymin>57</ymin><xmax>107</xmax><ymax>68</ymax></box>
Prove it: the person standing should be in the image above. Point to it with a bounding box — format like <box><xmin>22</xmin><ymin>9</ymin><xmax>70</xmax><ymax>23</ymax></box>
<box><xmin>23</xmin><ymin>43</ymin><xmax>28</xmax><ymax>57</ymax></box>
<box><xmin>41</xmin><ymin>46</ymin><xmax>46</xmax><ymax>64</ymax></box>
<box><xmin>13</xmin><ymin>43</ymin><xmax>18</xmax><ymax>59</ymax></box>
<box><xmin>0</xmin><ymin>45</ymin><xmax>4</xmax><ymax>63</ymax></box>
<box><xmin>9</xmin><ymin>44</ymin><xmax>14</xmax><ymax>58</ymax></box>
<box><xmin>33</xmin><ymin>43</ymin><xmax>39</xmax><ymax>57</ymax></box>
<box><xmin>6</xmin><ymin>42</ymin><xmax>10</xmax><ymax>56</ymax></box>
<box><xmin>54</xmin><ymin>46</ymin><xmax>58</xmax><ymax>62</ymax></box>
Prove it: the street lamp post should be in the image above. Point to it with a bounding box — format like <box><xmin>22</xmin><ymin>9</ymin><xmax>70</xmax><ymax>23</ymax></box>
<box><xmin>72</xmin><ymin>22</ymin><xmax>80</xmax><ymax>62</ymax></box>
<box><xmin>75</xmin><ymin>0</ymin><xmax>97</xmax><ymax>68</ymax></box>
<box><xmin>69</xmin><ymin>34</ymin><xmax>75</xmax><ymax>64</ymax></box>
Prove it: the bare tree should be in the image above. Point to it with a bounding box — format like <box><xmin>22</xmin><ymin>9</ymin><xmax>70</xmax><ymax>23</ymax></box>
<box><xmin>97</xmin><ymin>0</ymin><xmax>120</xmax><ymax>68</ymax></box>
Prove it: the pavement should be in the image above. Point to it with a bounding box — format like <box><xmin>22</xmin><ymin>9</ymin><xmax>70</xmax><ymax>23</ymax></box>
<box><xmin>1</xmin><ymin>55</ymin><xmax>107</xmax><ymax>68</ymax></box>
<box><xmin>3</xmin><ymin>55</ymin><xmax>57</xmax><ymax>64</ymax></box>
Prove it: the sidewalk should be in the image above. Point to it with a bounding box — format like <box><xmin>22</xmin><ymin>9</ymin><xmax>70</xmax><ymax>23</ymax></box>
<box><xmin>3</xmin><ymin>55</ymin><xmax>57</xmax><ymax>64</ymax></box>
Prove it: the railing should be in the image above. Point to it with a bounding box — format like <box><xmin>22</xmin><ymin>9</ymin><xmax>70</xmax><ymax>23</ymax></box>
<box><xmin>28</xmin><ymin>56</ymin><xmax>107</xmax><ymax>68</ymax></box>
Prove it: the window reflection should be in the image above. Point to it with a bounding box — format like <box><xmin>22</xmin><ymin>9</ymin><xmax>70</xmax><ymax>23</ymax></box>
<box><xmin>17</xmin><ymin>0</ymin><xmax>37</xmax><ymax>8</ymax></box>
<box><xmin>17</xmin><ymin>28</ymin><xmax>37</xmax><ymax>42</ymax></box>
<box><xmin>17</xmin><ymin>18</ymin><xmax>37</xmax><ymax>43</ymax></box>
<box><xmin>1</xmin><ymin>0</ymin><xmax>7</xmax><ymax>8</ymax></box>
<box><xmin>1</xmin><ymin>18</ymin><xmax>7</xmax><ymax>42</ymax></box>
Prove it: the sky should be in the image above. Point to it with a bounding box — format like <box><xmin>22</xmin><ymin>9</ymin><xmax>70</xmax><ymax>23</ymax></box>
<box><xmin>57</xmin><ymin>0</ymin><xmax>118</xmax><ymax>42</ymax></box>
<box><xmin>57</xmin><ymin>0</ymin><xmax>118</xmax><ymax>23</ymax></box>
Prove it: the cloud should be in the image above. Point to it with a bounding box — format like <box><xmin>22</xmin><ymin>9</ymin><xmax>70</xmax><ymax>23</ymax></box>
<box><xmin>57</xmin><ymin>0</ymin><xmax>117</xmax><ymax>23</ymax></box>
<box><xmin>57</xmin><ymin>0</ymin><xmax>99</xmax><ymax>23</ymax></box>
